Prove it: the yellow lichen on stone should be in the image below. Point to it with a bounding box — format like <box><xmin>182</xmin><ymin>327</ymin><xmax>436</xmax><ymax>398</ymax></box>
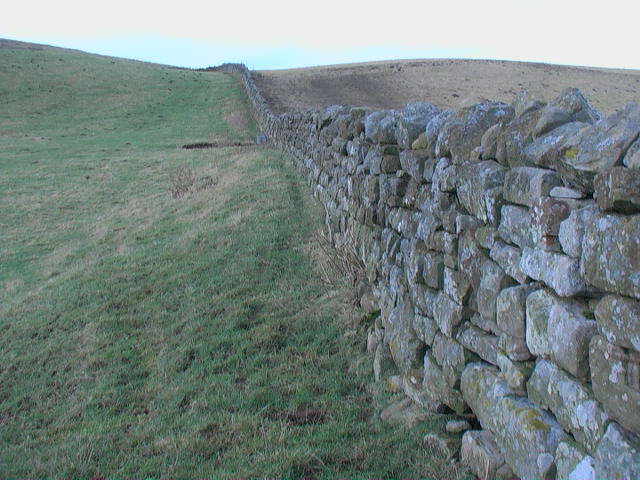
<box><xmin>515</xmin><ymin>407</ymin><xmax>551</xmax><ymax>432</ymax></box>
<box><xmin>565</xmin><ymin>148</ymin><xmax>579</xmax><ymax>160</ymax></box>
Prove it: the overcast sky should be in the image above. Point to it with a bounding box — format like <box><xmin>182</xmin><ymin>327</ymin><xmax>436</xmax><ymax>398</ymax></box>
<box><xmin>2</xmin><ymin>0</ymin><xmax>638</xmax><ymax>70</ymax></box>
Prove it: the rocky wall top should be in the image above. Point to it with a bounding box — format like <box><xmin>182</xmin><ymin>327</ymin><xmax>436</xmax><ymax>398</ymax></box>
<box><xmin>218</xmin><ymin>63</ymin><xmax>640</xmax><ymax>479</ymax></box>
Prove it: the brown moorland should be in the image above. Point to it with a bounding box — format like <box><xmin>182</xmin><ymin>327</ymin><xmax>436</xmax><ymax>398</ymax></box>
<box><xmin>255</xmin><ymin>58</ymin><xmax>640</xmax><ymax>115</ymax></box>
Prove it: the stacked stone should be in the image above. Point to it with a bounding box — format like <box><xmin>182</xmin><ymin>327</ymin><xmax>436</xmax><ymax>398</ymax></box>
<box><xmin>220</xmin><ymin>64</ymin><xmax>640</xmax><ymax>480</ymax></box>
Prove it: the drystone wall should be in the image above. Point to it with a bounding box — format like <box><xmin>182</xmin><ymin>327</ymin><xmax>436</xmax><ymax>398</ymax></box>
<box><xmin>216</xmin><ymin>63</ymin><xmax>640</xmax><ymax>480</ymax></box>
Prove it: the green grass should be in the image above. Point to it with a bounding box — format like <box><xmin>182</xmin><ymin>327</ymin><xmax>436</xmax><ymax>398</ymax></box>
<box><xmin>0</xmin><ymin>42</ymin><xmax>468</xmax><ymax>479</ymax></box>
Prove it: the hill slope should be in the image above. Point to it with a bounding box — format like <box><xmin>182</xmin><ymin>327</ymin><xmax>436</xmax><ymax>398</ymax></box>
<box><xmin>255</xmin><ymin>58</ymin><xmax>640</xmax><ymax>114</ymax></box>
<box><xmin>0</xmin><ymin>42</ymin><xmax>466</xmax><ymax>478</ymax></box>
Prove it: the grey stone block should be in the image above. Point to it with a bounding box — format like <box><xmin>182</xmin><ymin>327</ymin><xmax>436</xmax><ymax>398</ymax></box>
<box><xmin>589</xmin><ymin>335</ymin><xmax>640</xmax><ymax>433</ymax></box>
<box><xmin>595</xmin><ymin>294</ymin><xmax>640</xmax><ymax>352</ymax></box>
<box><xmin>527</xmin><ymin>359</ymin><xmax>610</xmax><ymax>451</ymax></box>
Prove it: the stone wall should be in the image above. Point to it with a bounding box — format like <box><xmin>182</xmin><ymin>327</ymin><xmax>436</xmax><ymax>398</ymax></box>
<box><xmin>216</xmin><ymin>63</ymin><xmax>640</xmax><ymax>480</ymax></box>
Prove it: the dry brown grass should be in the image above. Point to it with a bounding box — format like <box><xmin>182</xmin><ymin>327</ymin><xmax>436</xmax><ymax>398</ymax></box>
<box><xmin>255</xmin><ymin>58</ymin><xmax>640</xmax><ymax>115</ymax></box>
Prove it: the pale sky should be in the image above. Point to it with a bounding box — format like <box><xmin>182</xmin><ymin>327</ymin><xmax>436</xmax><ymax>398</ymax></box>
<box><xmin>2</xmin><ymin>0</ymin><xmax>638</xmax><ymax>70</ymax></box>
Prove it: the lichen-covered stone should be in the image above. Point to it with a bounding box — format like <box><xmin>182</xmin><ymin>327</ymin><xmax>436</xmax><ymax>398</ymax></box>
<box><xmin>520</xmin><ymin>247</ymin><xmax>589</xmax><ymax>297</ymax></box>
<box><xmin>594</xmin><ymin>294</ymin><xmax>640</xmax><ymax>352</ymax></box>
<box><xmin>625</xmin><ymin>136</ymin><xmax>640</xmax><ymax>168</ymax></box>
<box><xmin>373</xmin><ymin>343</ymin><xmax>396</xmax><ymax>382</ymax></box>
<box><xmin>490</xmin><ymin>241</ymin><xmax>529</xmax><ymax>284</ymax></box>
<box><xmin>458</xmin><ymin>230</ymin><xmax>489</xmax><ymax>292</ymax></box>
<box><xmin>433</xmin><ymin>291</ymin><xmax>468</xmax><ymax>337</ymax></box>
<box><xmin>556</xmin><ymin>103</ymin><xmax>640</xmax><ymax>191</ymax></box>
<box><xmin>496</xmin><ymin>284</ymin><xmax>540</xmax><ymax>339</ymax></box>
<box><xmin>395</xmin><ymin>102</ymin><xmax>441</xmax><ymax>149</ymax></box>
<box><xmin>478</xmin><ymin>259</ymin><xmax>517</xmax><ymax>324</ymax></box>
<box><xmin>424</xmin><ymin>109</ymin><xmax>455</xmax><ymax>157</ymax></box>
<box><xmin>525</xmin><ymin>288</ymin><xmax>555</xmax><ymax>357</ymax></box>
<box><xmin>481</xmin><ymin>123</ymin><xmax>502</xmax><ymax>160</ymax></box>
<box><xmin>531</xmin><ymin>197</ymin><xmax>570</xmax><ymax>247</ymax></box>
<box><xmin>589</xmin><ymin>335</ymin><xmax>640</xmax><ymax>433</ymax></box>
<box><xmin>534</xmin><ymin>87</ymin><xmax>600</xmax><ymax>136</ymax></box>
<box><xmin>457</xmin><ymin>322</ymin><xmax>500</xmax><ymax>365</ymax></box>
<box><xmin>496</xmin><ymin>350</ymin><xmax>534</xmax><ymax>395</ymax></box>
<box><xmin>420</xmin><ymin>251</ymin><xmax>444</xmax><ymax>289</ymax></box>
<box><xmin>416</xmin><ymin>209</ymin><xmax>442</xmax><ymax>246</ymax></box>
<box><xmin>496</xmin><ymin>103</ymin><xmax>545</xmax><ymax>167</ymax></box>
<box><xmin>580</xmin><ymin>213</ymin><xmax>640</xmax><ymax>299</ymax></box>
<box><xmin>594</xmin><ymin>166</ymin><xmax>640</xmax><ymax>213</ymax></box>
<box><xmin>385</xmin><ymin>301</ymin><xmax>425</xmax><ymax>375</ymax></box>
<box><xmin>364</xmin><ymin>109</ymin><xmax>397</xmax><ymax>144</ymax></box>
<box><xmin>499</xmin><ymin>332</ymin><xmax>532</xmax><ymax>362</ymax></box>
<box><xmin>461</xmin><ymin>363</ymin><xmax>570</xmax><ymax>480</ymax></box>
<box><xmin>524</xmin><ymin>121</ymin><xmax>589</xmax><ymax>168</ymax></box>
<box><xmin>527</xmin><ymin>359</ymin><xmax>610</xmax><ymax>451</ymax></box>
<box><xmin>548</xmin><ymin>300</ymin><xmax>598</xmax><ymax>381</ymax></box>
<box><xmin>498</xmin><ymin>204</ymin><xmax>534</xmax><ymax>248</ymax></box>
<box><xmin>412</xmin><ymin>313</ymin><xmax>439</xmax><ymax>347</ymax></box>
<box><xmin>558</xmin><ymin>205</ymin><xmax>599</xmax><ymax>258</ymax></box>
<box><xmin>476</xmin><ymin>225</ymin><xmax>500</xmax><ymax>250</ymax></box>
<box><xmin>436</xmin><ymin>101</ymin><xmax>514</xmax><ymax>164</ymax></box>
<box><xmin>399</xmin><ymin>149</ymin><xmax>428</xmax><ymax>181</ymax></box>
<box><xmin>423</xmin><ymin>351</ymin><xmax>467</xmax><ymax>413</ymax></box>
<box><xmin>443</xmin><ymin>267</ymin><xmax>472</xmax><ymax>305</ymax></box>
<box><xmin>556</xmin><ymin>441</ymin><xmax>595</xmax><ymax>480</ymax></box>
<box><xmin>594</xmin><ymin>422</ymin><xmax>640</xmax><ymax>480</ymax></box>
<box><xmin>461</xmin><ymin>430</ymin><xmax>508</xmax><ymax>480</ymax></box>
<box><xmin>503</xmin><ymin>167</ymin><xmax>563</xmax><ymax>207</ymax></box>
<box><xmin>550</xmin><ymin>186</ymin><xmax>585</xmax><ymax>199</ymax></box>
<box><xmin>432</xmin><ymin>333</ymin><xmax>478</xmax><ymax>388</ymax></box>
<box><xmin>431</xmin><ymin>157</ymin><xmax>458</xmax><ymax>193</ymax></box>
<box><xmin>457</xmin><ymin>161</ymin><xmax>507</xmax><ymax>223</ymax></box>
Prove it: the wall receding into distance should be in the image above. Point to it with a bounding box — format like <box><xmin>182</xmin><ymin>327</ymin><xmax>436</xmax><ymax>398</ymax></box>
<box><xmin>216</xmin><ymin>63</ymin><xmax>640</xmax><ymax>480</ymax></box>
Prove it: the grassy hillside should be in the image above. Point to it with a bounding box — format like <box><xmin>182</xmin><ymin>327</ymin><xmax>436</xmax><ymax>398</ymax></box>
<box><xmin>0</xmin><ymin>43</ymin><xmax>467</xmax><ymax>478</ymax></box>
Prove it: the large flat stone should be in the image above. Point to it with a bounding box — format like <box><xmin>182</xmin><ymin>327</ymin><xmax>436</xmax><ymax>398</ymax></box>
<box><xmin>436</xmin><ymin>101</ymin><xmax>514</xmax><ymax>164</ymax></box>
<box><xmin>555</xmin><ymin>103</ymin><xmax>640</xmax><ymax>192</ymax></box>
<box><xmin>580</xmin><ymin>213</ymin><xmax>640</xmax><ymax>299</ymax></box>
<box><xmin>589</xmin><ymin>335</ymin><xmax>640</xmax><ymax>433</ymax></box>
<box><xmin>457</xmin><ymin>322</ymin><xmax>500</xmax><ymax>365</ymax></box>
<box><xmin>527</xmin><ymin>359</ymin><xmax>610</xmax><ymax>451</ymax></box>
<box><xmin>503</xmin><ymin>167</ymin><xmax>563</xmax><ymax>208</ymax></box>
<box><xmin>520</xmin><ymin>247</ymin><xmax>589</xmax><ymax>297</ymax></box>
<box><xmin>461</xmin><ymin>363</ymin><xmax>570</xmax><ymax>480</ymax></box>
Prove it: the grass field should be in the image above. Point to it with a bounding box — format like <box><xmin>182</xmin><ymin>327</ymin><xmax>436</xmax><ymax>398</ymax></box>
<box><xmin>0</xmin><ymin>44</ymin><xmax>468</xmax><ymax>479</ymax></box>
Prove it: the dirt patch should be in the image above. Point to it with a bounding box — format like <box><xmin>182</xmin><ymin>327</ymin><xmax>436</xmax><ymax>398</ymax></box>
<box><xmin>255</xmin><ymin>59</ymin><xmax>640</xmax><ymax>115</ymax></box>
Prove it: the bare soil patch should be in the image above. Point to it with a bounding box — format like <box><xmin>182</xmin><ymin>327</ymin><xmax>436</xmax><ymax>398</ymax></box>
<box><xmin>255</xmin><ymin>59</ymin><xmax>640</xmax><ymax>115</ymax></box>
